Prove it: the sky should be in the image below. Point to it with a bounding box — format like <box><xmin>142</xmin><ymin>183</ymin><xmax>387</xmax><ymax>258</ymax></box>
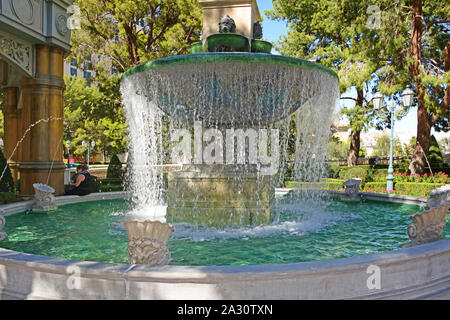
<box><xmin>256</xmin><ymin>0</ymin><xmax>449</xmax><ymax>144</ymax></box>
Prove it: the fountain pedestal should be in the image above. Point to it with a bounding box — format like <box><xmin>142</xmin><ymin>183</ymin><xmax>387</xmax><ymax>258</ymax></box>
<box><xmin>167</xmin><ymin>164</ymin><xmax>275</xmax><ymax>227</ymax></box>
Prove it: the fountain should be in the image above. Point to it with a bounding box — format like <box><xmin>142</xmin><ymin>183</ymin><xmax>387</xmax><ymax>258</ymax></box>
<box><xmin>120</xmin><ymin>0</ymin><xmax>339</xmax><ymax>232</ymax></box>
<box><xmin>3</xmin><ymin>0</ymin><xmax>450</xmax><ymax>301</ymax></box>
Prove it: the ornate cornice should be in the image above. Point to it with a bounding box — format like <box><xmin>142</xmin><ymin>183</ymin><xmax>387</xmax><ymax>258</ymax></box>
<box><xmin>0</xmin><ymin>30</ymin><xmax>33</xmax><ymax>77</ymax></box>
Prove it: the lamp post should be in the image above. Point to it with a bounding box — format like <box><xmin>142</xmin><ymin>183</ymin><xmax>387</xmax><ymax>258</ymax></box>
<box><xmin>82</xmin><ymin>140</ymin><xmax>96</xmax><ymax>166</ymax></box>
<box><xmin>66</xmin><ymin>141</ymin><xmax>71</xmax><ymax>168</ymax></box>
<box><xmin>372</xmin><ymin>89</ymin><xmax>414</xmax><ymax>191</ymax></box>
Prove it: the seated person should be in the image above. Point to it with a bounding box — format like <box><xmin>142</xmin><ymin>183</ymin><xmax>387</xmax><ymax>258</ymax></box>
<box><xmin>65</xmin><ymin>164</ymin><xmax>92</xmax><ymax>196</ymax></box>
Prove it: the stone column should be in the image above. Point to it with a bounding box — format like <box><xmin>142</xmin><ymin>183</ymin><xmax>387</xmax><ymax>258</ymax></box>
<box><xmin>18</xmin><ymin>45</ymin><xmax>65</xmax><ymax>196</ymax></box>
<box><xmin>2</xmin><ymin>86</ymin><xmax>21</xmax><ymax>180</ymax></box>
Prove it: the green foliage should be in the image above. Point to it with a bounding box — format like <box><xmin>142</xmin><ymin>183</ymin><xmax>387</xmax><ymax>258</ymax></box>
<box><xmin>394</xmin><ymin>182</ymin><xmax>446</xmax><ymax>197</ymax></box>
<box><xmin>89</xmin><ymin>176</ymin><xmax>124</xmax><ymax>193</ymax></box>
<box><xmin>70</xmin><ymin>0</ymin><xmax>203</xmax><ymax>77</ymax></box>
<box><xmin>372</xmin><ymin>133</ymin><xmax>404</xmax><ymax>157</ymax></box>
<box><xmin>327</xmin><ymin>138</ymin><xmax>349</xmax><ymax>159</ymax></box>
<box><xmin>107</xmin><ymin>154</ymin><xmax>124</xmax><ymax>180</ymax></box>
<box><xmin>0</xmin><ymin>192</ymin><xmax>22</xmax><ymax>204</ymax></box>
<box><xmin>64</xmin><ymin>75</ymin><xmax>127</xmax><ymax>159</ymax></box>
<box><xmin>427</xmin><ymin>135</ymin><xmax>444</xmax><ymax>166</ymax></box>
<box><xmin>363</xmin><ymin>182</ymin><xmax>389</xmax><ymax>192</ymax></box>
<box><xmin>0</xmin><ymin>149</ymin><xmax>14</xmax><ymax>193</ymax></box>
<box><xmin>284</xmin><ymin>179</ymin><xmax>345</xmax><ymax>190</ymax></box>
<box><xmin>341</xmin><ymin>167</ymin><xmax>369</xmax><ymax>185</ymax></box>
<box><xmin>325</xmin><ymin>162</ymin><xmax>341</xmax><ymax>178</ymax></box>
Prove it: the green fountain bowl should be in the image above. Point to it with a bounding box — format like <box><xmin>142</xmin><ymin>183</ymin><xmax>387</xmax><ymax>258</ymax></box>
<box><xmin>122</xmin><ymin>53</ymin><xmax>338</xmax><ymax>81</ymax></box>
<box><xmin>205</xmin><ymin>33</ymin><xmax>250</xmax><ymax>52</ymax></box>
<box><xmin>121</xmin><ymin>53</ymin><xmax>339</xmax><ymax>126</ymax></box>
<box><xmin>251</xmin><ymin>39</ymin><xmax>272</xmax><ymax>53</ymax></box>
<box><xmin>190</xmin><ymin>42</ymin><xmax>203</xmax><ymax>54</ymax></box>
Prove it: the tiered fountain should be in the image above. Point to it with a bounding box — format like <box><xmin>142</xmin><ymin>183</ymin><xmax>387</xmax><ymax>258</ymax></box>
<box><xmin>120</xmin><ymin>0</ymin><xmax>339</xmax><ymax>263</ymax></box>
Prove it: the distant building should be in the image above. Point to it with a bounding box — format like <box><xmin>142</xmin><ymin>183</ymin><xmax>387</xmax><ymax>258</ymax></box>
<box><xmin>360</xmin><ymin>131</ymin><xmax>385</xmax><ymax>157</ymax></box>
<box><xmin>63</xmin><ymin>55</ymin><xmax>118</xmax><ymax>81</ymax></box>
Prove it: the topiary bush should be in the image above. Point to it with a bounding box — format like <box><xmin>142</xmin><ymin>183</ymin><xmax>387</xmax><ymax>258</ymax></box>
<box><xmin>325</xmin><ymin>162</ymin><xmax>341</xmax><ymax>178</ymax></box>
<box><xmin>427</xmin><ymin>135</ymin><xmax>444</xmax><ymax>167</ymax></box>
<box><xmin>106</xmin><ymin>154</ymin><xmax>123</xmax><ymax>180</ymax></box>
<box><xmin>0</xmin><ymin>149</ymin><xmax>14</xmax><ymax>193</ymax></box>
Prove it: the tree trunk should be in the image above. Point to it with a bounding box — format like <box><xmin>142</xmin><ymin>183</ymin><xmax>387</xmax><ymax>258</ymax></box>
<box><xmin>409</xmin><ymin>0</ymin><xmax>428</xmax><ymax>176</ymax></box>
<box><xmin>347</xmin><ymin>88</ymin><xmax>364</xmax><ymax>167</ymax></box>
<box><xmin>409</xmin><ymin>104</ymin><xmax>432</xmax><ymax>175</ymax></box>
<box><xmin>124</xmin><ymin>23</ymin><xmax>140</xmax><ymax>66</ymax></box>
<box><xmin>347</xmin><ymin>130</ymin><xmax>361</xmax><ymax>166</ymax></box>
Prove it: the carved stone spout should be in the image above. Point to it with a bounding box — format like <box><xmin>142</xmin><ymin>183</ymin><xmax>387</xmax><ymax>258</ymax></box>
<box><xmin>427</xmin><ymin>185</ymin><xmax>450</xmax><ymax>209</ymax></box>
<box><xmin>0</xmin><ymin>215</ymin><xmax>6</xmax><ymax>241</ymax></box>
<box><xmin>32</xmin><ymin>183</ymin><xmax>57</xmax><ymax>212</ymax></box>
<box><xmin>403</xmin><ymin>204</ymin><xmax>449</xmax><ymax>247</ymax></box>
<box><xmin>342</xmin><ymin>178</ymin><xmax>362</xmax><ymax>201</ymax></box>
<box><xmin>124</xmin><ymin>220</ymin><xmax>174</xmax><ymax>265</ymax></box>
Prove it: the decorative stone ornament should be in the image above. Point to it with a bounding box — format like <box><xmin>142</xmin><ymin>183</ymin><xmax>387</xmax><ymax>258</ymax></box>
<box><xmin>253</xmin><ymin>21</ymin><xmax>263</xmax><ymax>39</ymax></box>
<box><xmin>403</xmin><ymin>204</ymin><xmax>449</xmax><ymax>248</ymax></box>
<box><xmin>343</xmin><ymin>178</ymin><xmax>362</xmax><ymax>201</ymax></box>
<box><xmin>56</xmin><ymin>14</ymin><xmax>69</xmax><ymax>36</ymax></box>
<box><xmin>32</xmin><ymin>183</ymin><xmax>57</xmax><ymax>212</ymax></box>
<box><xmin>124</xmin><ymin>220</ymin><xmax>174</xmax><ymax>265</ymax></box>
<box><xmin>0</xmin><ymin>215</ymin><xmax>6</xmax><ymax>241</ymax></box>
<box><xmin>427</xmin><ymin>185</ymin><xmax>450</xmax><ymax>209</ymax></box>
<box><xmin>219</xmin><ymin>15</ymin><xmax>236</xmax><ymax>33</ymax></box>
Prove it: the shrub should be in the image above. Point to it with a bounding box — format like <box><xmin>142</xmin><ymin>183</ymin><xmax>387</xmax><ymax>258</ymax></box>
<box><xmin>90</xmin><ymin>175</ymin><xmax>101</xmax><ymax>193</ymax></box>
<box><xmin>0</xmin><ymin>149</ymin><xmax>14</xmax><ymax>193</ymax></box>
<box><xmin>394</xmin><ymin>182</ymin><xmax>445</xmax><ymax>197</ymax></box>
<box><xmin>325</xmin><ymin>162</ymin><xmax>341</xmax><ymax>178</ymax></box>
<box><xmin>363</xmin><ymin>182</ymin><xmax>389</xmax><ymax>193</ymax></box>
<box><xmin>373</xmin><ymin>171</ymin><xmax>448</xmax><ymax>184</ymax></box>
<box><xmin>0</xmin><ymin>192</ymin><xmax>22</xmax><ymax>204</ymax></box>
<box><xmin>341</xmin><ymin>167</ymin><xmax>368</xmax><ymax>186</ymax></box>
<box><xmin>106</xmin><ymin>154</ymin><xmax>123</xmax><ymax>180</ymax></box>
<box><xmin>284</xmin><ymin>179</ymin><xmax>345</xmax><ymax>190</ymax></box>
<box><xmin>427</xmin><ymin>135</ymin><xmax>444</xmax><ymax>167</ymax></box>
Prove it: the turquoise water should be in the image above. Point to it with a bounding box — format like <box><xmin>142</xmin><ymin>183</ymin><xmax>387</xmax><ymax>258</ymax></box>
<box><xmin>1</xmin><ymin>197</ymin><xmax>449</xmax><ymax>266</ymax></box>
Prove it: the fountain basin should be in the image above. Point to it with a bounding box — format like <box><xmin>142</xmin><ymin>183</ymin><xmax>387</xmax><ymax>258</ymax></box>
<box><xmin>205</xmin><ymin>33</ymin><xmax>250</xmax><ymax>52</ymax></box>
<box><xmin>251</xmin><ymin>39</ymin><xmax>273</xmax><ymax>53</ymax></box>
<box><xmin>0</xmin><ymin>193</ymin><xmax>449</xmax><ymax>299</ymax></box>
<box><xmin>121</xmin><ymin>53</ymin><xmax>338</xmax><ymax>126</ymax></box>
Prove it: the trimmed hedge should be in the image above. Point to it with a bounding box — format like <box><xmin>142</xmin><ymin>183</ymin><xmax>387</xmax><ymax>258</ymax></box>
<box><xmin>90</xmin><ymin>175</ymin><xmax>124</xmax><ymax>192</ymax></box>
<box><xmin>284</xmin><ymin>179</ymin><xmax>345</xmax><ymax>190</ymax></box>
<box><xmin>364</xmin><ymin>182</ymin><xmax>389</xmax><ymax>192</ymax></box>
<box><xmin>394</xmin><ymin>182</ymin><xmax>445</xmax><ymax>197</ymax></box>
<box><xmin>0</xmin><ymin>192</ymin><xmax>22</xmax><ymax>204</ymax></box>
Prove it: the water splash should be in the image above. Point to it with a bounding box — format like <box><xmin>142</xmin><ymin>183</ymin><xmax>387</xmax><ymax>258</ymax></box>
<box><xmin>120</xmin><ymin>55</ymin><xmax>340</xmax><ymax>229</ymax></box>
<box><xmin>0</xmin><ymin>116</ymin><xmax>64</xmax><ymax>185</ymax></box>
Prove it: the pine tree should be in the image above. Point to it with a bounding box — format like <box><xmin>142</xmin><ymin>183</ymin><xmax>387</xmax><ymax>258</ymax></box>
<box><xmin>107</xmin><ymin>154</ymin><xmax>123</xmax><ymax>180</ymax></box>
<box><xmin>0</xmin><ymin>149</ymin><xmax>15</xmax><ymax>193</ymax></box>
<box><xmin>427</xmin><ymin>135</ymin><xmax>444</xmax><ymax>167</ymax></box>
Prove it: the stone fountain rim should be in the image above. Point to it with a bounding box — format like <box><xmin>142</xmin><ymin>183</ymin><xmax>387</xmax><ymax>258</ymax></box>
<box><xmin>120</xmin><ymin>52</ymin><xmax>339</xmax><ymax>82</ymax></box>
<box><xmin>1</xmin><ymin>191</ymin><xmax>449</xmax><ymax>299</ymax></box>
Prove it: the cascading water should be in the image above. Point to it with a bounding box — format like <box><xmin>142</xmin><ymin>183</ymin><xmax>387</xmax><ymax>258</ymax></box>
<box><xmin>120</xmin><ymin>53</ymin><xmax>340</xmax><ymax>238</ymax></box>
